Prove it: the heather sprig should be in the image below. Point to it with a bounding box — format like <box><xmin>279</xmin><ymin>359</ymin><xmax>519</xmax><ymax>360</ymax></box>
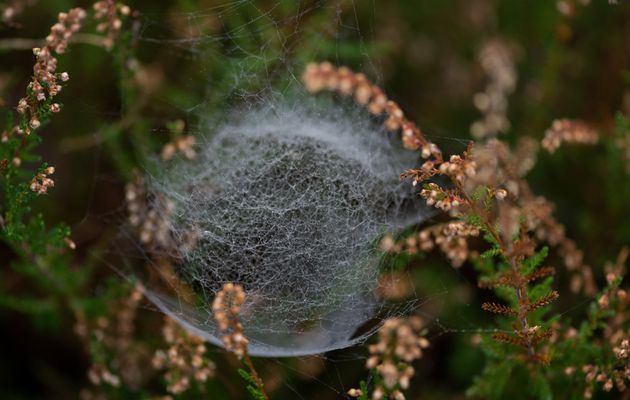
<box><xmin>0</xmin><ymin>7</ymin><xmax>87</xmax><ymax>326</ymax></box>
<box><xmin>213</xmin><ymin>283</ymin><xmax>269</xmax><ymax>400</ymax></box>
<box><xmin>303</xmin><ymin>62</ymin><xmax>559</xmax><ymax>364</ymax></box>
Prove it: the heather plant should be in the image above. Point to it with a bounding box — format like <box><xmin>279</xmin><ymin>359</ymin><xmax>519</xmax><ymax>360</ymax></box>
<box><xmin>1</xmin><ymin>7</ymin><xmax>85</xmax><ymax>328</ymax></box>
<box><xmin>2</xmin><ymin>1</ymin><xmax>630</xmax><ymax>400</ymax></box>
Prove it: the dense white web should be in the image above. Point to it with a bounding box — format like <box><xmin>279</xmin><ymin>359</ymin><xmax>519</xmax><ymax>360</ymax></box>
<box><xmin>113</xmin><ymin>0</ymin><xmax>484</xmax><ymax>360</ymax></box>
<box><xmin>142</xmin><ymin>97</ymin><xmax>433</xmax><ymax>356</ymax></box>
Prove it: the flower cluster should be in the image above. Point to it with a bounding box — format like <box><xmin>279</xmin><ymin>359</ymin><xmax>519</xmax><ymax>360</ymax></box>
<box><xmin>29</xmin><ymin>166</ymin><xmax>55</xmax><ymax>195</ymax></box>
<box><xmin>152</xmin><ymin>317</ymin><xmax>216</xmax><ymax>395</ymax></box>
<box><xmin>159</xmin><ymin>120</ymin><xmax>197</xmax><ymax>161</ymax></box>
<box><xmin>377</xmin><ymin>272</ymin><xmax>413</xmax><ymax>301</ymax></box>
<box><xmin>470</xmin><ymin>39</ymin><xmax>518</xmax><ymax>139</ymax></box>
<box><xmin>302</xmin><ymin>62</ymin><xmax>442</xmax><ymax>158</ymax></box>
<box><xmin>211</xmin><ymin>285</ymin><xmax>268</xmax><ymax>399</ymax></box>
<box><xmin>212</xmin><ymin>283</ymin><xmax>249</xmax><ymax>359</ymax></box>
<box><xmin>613</xmin><ymin>339</ymin><xmax>630</xmax><ymax>360</ymax></box>
<box><xmin>383</xmin><ymin>221</ymin><xmax>480</xmax><ymax>268</ymax></box>
<box><xmin>15</xmin><ymin>8</ymin><xmax>85</xmax><ymax>134</ymax></box>
<box><xmin>439</xmin><ymin>221</ymin><xmax>481</xmax><ymax>266</ymax></box>
<box><xmin>94</xmin><ymin>1</ymin><xmax>131</xmax><ymax>50</ymax></box>
<box><xmin>1</xmin><ymin>0</ymin><xmax>37</xmax><ymax>26</ymax></box>
<box><xmin>439</xmin><ymin>154</ymin><xmax>478</xmax><ymax>183</ymax></box>
<box><xmin>557</xmin><ymin>0</ymin><xmax>591</xmax><ymax>18</ymax></box>
<box><xmin>401</xmin><ymin>145</ymin><xmax>477</xmax><ymax>208</ymax></box>
<box><xmin>361</xmin><ymin>317</ymin><xmax>429</xmax><ymax>400</ymax></box>
<box><xmin>347</xmin><ymin>388</ymin><xmax>364</xmax><ymax>398</ymax></box>
<box><xmin>161</xmin><ymin>135</ymin><xmax>196</xmax><ymax>161</ymax></box>
<box><xmin>559</xmin><ymin>254</ymin><xmax>630</xmax><ymax>398</ymax></box>
<box><xmin>1</xmin><ymin>3</ymin><xmax>16</xmax><ymax>25</ymax></box>
<box><xmin>125</xmin><ymin>172</ymin><xmax>175</xmax><ymax>248</ymax></box>
<box><xmin>87</xmin><ymin>363</ymin><xmax>121</xmax><ymax>388</ymax></box>
<box><xmin>75</xmin><ymin>284</ymin><xmax>146</xmax><ymax>392</ymax></box>
<box><xmin>541</xmin><ymin>118</ymin><xmax>599</xmax><ymax>153</ymax></box>
<box><xmin>419</xmin><ymin>183</ymin><xmax>464</xmax><ymax>212</ymax></box>
<box><xmin>581</xmin><ymin>332</ymin><xmax>630</xmax><ymax>398</ymax></box>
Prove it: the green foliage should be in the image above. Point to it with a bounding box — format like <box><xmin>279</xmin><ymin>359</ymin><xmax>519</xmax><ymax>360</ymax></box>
<box><xmin>1</xmin><ymin>1</ymin><xmax>630</xmax><ymax>399</ymax></box>
<box><xmin>467</xmin><ymin>354</ymin><xmax>515</xmax><ymax>399</ymax></box>
<box><xmin>0</xmin><ymin>92</ymin><xmax>80</xmax><ymax>326</ymax></box>
<box><xmin>357</xmin><ymin>380</ymin><xmax>369</xmax><ymax>400</ymax></box>
<box><xmin>522</xmin><ymin>246</ymin><xmax>549</xmax><ymax>275</ymax></box>
<box><xmin>479</xmin><ymin>246</ymin><xmax>501</xmax><ymax>260</ymax></box>
<box><xmin>238</xmin><ymin>368</ymin><xmax>267</xmax><ymax>400</ymax></box>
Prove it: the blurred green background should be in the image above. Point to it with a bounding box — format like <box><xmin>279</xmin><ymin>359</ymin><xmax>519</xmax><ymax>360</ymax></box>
<box><xmin>2</xmin><ymin>0</ymin><xmax>630</xmax><ymax>399</ymax></box>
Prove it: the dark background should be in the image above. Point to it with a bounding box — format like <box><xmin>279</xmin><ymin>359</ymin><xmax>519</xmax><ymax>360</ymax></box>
<box><xmin>2</xmin><ymin>0</ymin><xmax>630</xmax><ymax>398</ymax></box>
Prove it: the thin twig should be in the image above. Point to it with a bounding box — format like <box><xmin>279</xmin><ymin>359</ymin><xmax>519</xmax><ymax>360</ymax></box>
<box><xmin>243</xmin><ymin>352</ymin><xmax>270</xmax><ymax>400</ymax></box>
<box><xmin>458</xmin><ymin>184</ymin><xmax>535</xmax><ymax>357</ymax></box>
<box><xmin>0</xmin><ymin>33</ymin><xmax>106</xmax><ymax>51</ymax></box>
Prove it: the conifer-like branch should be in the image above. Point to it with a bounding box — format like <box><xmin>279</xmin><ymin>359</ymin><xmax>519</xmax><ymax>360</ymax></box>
<box><xmin>526</xmin><ymin>291</ymin><xmax>559</xmax><ymax>313</ymax></box>
<box><xmin>524</xmin><ymin>266</ymin><xmax>556</xmax><ymax>283</ymax></box>
<box><xmin>478</xmin><ymin>274</ymin><xmax>513</xmax><ymax>289</ymax></box>
<box><xmin>491</xmin><ymin>332</ymin><xmax>527</xmax><ymax>347</ymax></box>
<box><xmin>530</xmin><ymin>329</ymin><xmax>553</xmax><ymax>346</ymax></box>
<box><xmin>482</xmin><ymin>302</ymin><xmax>518</xmax><ymax>317</ymax></box>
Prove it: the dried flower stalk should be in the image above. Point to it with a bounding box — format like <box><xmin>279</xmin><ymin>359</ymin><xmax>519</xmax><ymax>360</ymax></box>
<box><xmin>75</xmin><ymin>284</ymin><xmax>146</xmax><ymax>391</ymax></box>
<box><xmin>93</xmin><ymin>1</ymin><xmax>131</xmax><ymax>50</ymax></box>
<box><xmin>303</xmin><ymin>62</ymin><xmax>561</xmax><ymax>363</ymax></box>
<box><xmin>542</xmin><ymin>118</ymin><xmax>598</xmax><ymax>153</ymax></box>
<box><xmin>212</xmin><ymin>283</ymin><xmax>269</xmax><ymax>400</ymax></box>
<box><xmin>15</xmin><ymin>8</ymin><xmax>86</xmax><ymax>135</ymax></box>
<box><xmin>362</xmin><ymin>317</ymin><xmax>429</xmax><ymax>400</ymax></box>
<box><xmin>470</xmin><ymin>39</ymin><xmax>518</xmax><ymax>139</ymax></box>
<box><xmin>152</xmin><ymin>317</ymin><xmax>216</xmax><ymax>395</ymax></box>
<box><xmin>302</xmin><ymin>62</ymin><xmax>442</xmax><ymax>160</ymax></box>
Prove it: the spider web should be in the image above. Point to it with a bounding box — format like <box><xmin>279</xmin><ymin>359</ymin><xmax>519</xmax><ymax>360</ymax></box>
<box><xmin>73</xmin><ymin>0</ymin><xmax>496</xmax><ymax>395</ymax></box>
<box><xmin>129</xmin><ymin>0</ymin><xmax>484</xmax><ymax>344</ymax></box>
